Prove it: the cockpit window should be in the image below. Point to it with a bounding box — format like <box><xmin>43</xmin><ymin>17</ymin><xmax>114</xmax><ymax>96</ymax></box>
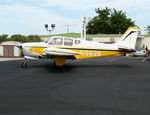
<box><xmin>45</xmin><ymin>37</ymin><xmax>52</xmax><ymax>43</ymax></box>
<box><xmin>48</xmin><ymin>38</ymin><xmax>63</xmax><ymax>45</ymax></box>
<box><xmin>75</xmin><ymin>40</ymin><xmax>80</xmax><ymax>45</ymax></box>
<box><xmin>64</xmin><ymin>38</ymin><xmax>73</xmax><ymax>46</ymax></box>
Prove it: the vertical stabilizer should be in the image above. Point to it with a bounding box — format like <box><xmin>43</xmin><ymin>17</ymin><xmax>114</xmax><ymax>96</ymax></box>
<box><xmin>116</xmin><ymin>27</ymin><xmax>140</xmax><ymax>50</ymax></box>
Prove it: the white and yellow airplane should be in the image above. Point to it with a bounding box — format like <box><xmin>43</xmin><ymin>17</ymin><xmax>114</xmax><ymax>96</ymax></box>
<box><xmin>16</xmin><ymin>27</ymin><xmax>139</xmax><ymax>67</ymax></box>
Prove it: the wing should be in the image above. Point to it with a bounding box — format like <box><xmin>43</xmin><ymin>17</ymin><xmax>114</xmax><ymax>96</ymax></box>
<box><xmin>43</xmin><ymin>47</ymin><xmax>80</xmax><ymax>56</ymax></box>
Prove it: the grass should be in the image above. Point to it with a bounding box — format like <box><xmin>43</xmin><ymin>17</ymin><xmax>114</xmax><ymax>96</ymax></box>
<box><xmin>39</xmin><ymin>33</ymin><xmax>122</xmax><ymax>38</ymax></box>
<box><xmin>144</xmin><ymin>35</ymin><xmax>150</xmax><ymax>37</ymax></box>
<box><xmin>39</xmin><ymin>33</ymin><xmax>150</xmax><ymax>39</ymax></box>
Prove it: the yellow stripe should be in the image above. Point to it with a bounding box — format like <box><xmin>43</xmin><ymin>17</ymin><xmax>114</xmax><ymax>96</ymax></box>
<box><xmin>29</xmin><ymin>46</ymin><xmax>127</xmax><ymax>59</ymax></box>
<box><xmin>72</xmin><ymin>49</ymin><xmax>125</xmax><ymax>59</ymax></box>
<box><xmin>121</xmin><ymin>27</ymin><xmax>140</xmax><ymax>38</ymax></box>
<box><xmin>29</xmin><ymin>47</ymin><xmax>45</xmax><ymax>54</ymax></box>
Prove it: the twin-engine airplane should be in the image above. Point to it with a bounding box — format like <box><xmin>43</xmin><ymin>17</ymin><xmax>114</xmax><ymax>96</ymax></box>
<box><xmin>16</xmin><ymin>27</ymin><xmax>139</xmax><ymax>67</ymax></box>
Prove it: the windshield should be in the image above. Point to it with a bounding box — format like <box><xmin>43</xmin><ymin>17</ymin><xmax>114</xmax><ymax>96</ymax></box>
<box><xmin>45</xmin><ymin>37</ymin><xmax>53</xmax><ymax>43</ymax></box>
<box><xmin>48</xmin><ymin>38</ymin><xmax>63</xmax><ymax>45</ymax></box>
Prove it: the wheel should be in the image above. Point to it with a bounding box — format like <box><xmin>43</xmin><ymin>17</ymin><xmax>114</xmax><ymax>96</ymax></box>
<box><xmin>53</xmin><ymin>61</ymin><xmax>56</xmax><ymax>66</ymax></box>
<box><xmin>21</xmin><ymin>62</ymin><xmax>27</xmax><ymax>68</ymax></box>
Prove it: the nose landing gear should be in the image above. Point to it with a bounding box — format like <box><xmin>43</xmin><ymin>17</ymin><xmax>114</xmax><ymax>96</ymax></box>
<box><xmin>21</xmin><ymin>59</ymin><xmax>27</xmax><ymax>68</ymax></box>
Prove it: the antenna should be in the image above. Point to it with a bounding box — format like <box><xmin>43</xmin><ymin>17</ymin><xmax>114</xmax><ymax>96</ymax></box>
<box><xmin>63</xmin><ymin>24</ymin><xmax>79</xmax><ymax>33</ymax></box>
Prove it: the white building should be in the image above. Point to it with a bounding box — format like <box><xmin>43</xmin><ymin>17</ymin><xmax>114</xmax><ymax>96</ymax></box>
<box><xmin>0</xmin><ymin>41</ymin><xmax>22</xmax><ymax>56</ymax></box>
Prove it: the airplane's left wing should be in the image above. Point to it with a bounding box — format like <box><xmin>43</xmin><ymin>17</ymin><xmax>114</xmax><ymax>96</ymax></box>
<box><xmin>43</xmin><ymin>47</ymin><xmax>80</xmax><ymax>56</ymax></box>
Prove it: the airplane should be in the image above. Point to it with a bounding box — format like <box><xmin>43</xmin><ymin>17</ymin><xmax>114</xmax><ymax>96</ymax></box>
<box><xmin>16</xmin><ymin>27</ymin><xmax>140</xmax><ymax>68</ymax></box>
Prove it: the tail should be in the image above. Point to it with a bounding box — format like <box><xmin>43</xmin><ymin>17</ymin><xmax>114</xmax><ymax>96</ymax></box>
<box><xmin>116</xmin><ymin>27</ymin><xmax>140</xmax><ymax>50</ymax></box>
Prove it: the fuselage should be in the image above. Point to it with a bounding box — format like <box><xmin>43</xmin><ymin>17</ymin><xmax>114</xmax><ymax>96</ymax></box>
<box><xmin>21</xmin><ymin>37</ymin><xmax>127</xmax><ymax>60</ymax></box>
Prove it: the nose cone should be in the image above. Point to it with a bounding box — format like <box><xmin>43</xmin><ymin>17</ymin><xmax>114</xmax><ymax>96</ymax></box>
<box><xmin>16</xmin><ymin>44</ymin><xmax>22</xmax><ymax>49</ymax></box>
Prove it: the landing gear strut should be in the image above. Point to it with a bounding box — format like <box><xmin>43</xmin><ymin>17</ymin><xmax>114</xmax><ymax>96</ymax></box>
<box><xmin>54</xmin><ymin>56</ymin><xmax>66</xmax><ymax>67</ymax></box>
<box><xmin>21</xmin><ymin>59</ymin><xmax>27</xmax><ymax>68</ymax></box>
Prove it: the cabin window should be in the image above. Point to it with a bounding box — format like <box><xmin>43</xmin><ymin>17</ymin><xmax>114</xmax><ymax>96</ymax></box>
<box><xmin>64</xmin><ymin>38</ymin><xmax>73</xmax><ymax>46</ymax></box>
<box><xmin>75</xmin><ymin>40</ymin><xmax>80</xmax><ymax>45</ymax></box>
<box><xmin>49</xmin><ymin>38</ymin><xmax>63</xmax><ymax>45</ymax></box>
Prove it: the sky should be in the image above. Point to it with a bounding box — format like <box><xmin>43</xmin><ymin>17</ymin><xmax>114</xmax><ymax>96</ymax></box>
<box><xmin>0</xmin><ymin>0</ymin><xmax>150</xmax><ymax>35</ymax></box>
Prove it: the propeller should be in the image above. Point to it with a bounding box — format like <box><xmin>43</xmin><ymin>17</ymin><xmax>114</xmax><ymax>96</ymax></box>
<box><xmin>16</xmin><ymin>44</ymin><xmax>23</xmax><ymax>49</ymax></box>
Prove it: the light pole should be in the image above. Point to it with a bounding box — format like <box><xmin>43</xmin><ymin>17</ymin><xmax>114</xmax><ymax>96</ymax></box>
<box><xmin>44</xmin><ymin>24</ymin><xmax>55</xmax><ymax>36</ymax></box>
<box><xmin>81</xmin><ymin>16</ymin><xmax>86</xmax><ymax>40</ymax></box>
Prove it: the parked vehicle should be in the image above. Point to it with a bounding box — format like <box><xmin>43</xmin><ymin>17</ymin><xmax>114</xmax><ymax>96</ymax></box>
<box><xmin>133</xmin><ymin>48</ymin><xmax>148</xmax><ymax>57</ymax></box>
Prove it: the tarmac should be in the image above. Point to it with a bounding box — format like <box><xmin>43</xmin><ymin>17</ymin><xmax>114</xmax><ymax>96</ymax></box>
<box><xmin>0</xmin><ymin>56</ymin><xmax>150</xmax><ymax>115</ymax></box>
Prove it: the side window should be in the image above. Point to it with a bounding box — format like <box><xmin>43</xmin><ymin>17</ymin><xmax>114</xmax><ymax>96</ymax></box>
<box><xmin>64</xmin><ymin>38</ymin><xmax>73</xmax><ymax>46</ymax></box>
<box><xmin>75</xmin><ymin>40</ymin><xmax>80</xmax><ymax>45</ymax></box>
<box><xmin>49</xmin><ymin>38</ymin><xmax>63</xmax><ymax>45</ymax></box>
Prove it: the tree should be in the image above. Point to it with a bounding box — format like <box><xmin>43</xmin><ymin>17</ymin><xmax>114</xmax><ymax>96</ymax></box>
<box><xmin>86</xmin><ymin>7</ymin><xmax>111</xmax><ymax>34</ymax></box>
<box><xmin>86</xmin><ymin>7</ymin><xmax>135</xmax><ymax>34</ymax></box>
<box><xmin>0</xmin><ymin>34</ymin><xmax>41</xmax><ymax>43</ymax></box>
<box><xmin>0</xmin><ymin>34</ymin><xmax>8</xmax><ymax>43</ymax></box>
<box><xmin>8</xmin><ymin>34</ymin><xmax>41</xmax><ymax>43</ymax></box>
<box><xmin>27</xmin><ymin>35</ymin><xmax>41</xmax><ymax>42</ymax></box>
<box><xmin>109</xmin><ymin>9</ymin><xmax>135</xmax><ymax>34</ymax></box>
<box><xmin>10</xmin><ymin>34</ymin><xmax>28</xmax><ymax>43</ymax></box>
<box><xmin>146</xmin><ymin>25</ymin><xmax>150</xmax><ymax>34</ymax></box>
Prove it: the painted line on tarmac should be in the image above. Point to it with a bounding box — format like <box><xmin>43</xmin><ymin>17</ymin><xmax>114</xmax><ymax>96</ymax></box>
<box><xmin>0</xmin><ymin>58</ymin><xmax>23</xmax><ymax>61</ymax></box>
<box><xmin>142</xmin><ymin>58</ymin><xmax>146</xmax><ymax>62</ymax></box>
<box><xmin>107</xmin><ymin>58</ymin><xmax>116</xmax><ymax>62</ymax></box>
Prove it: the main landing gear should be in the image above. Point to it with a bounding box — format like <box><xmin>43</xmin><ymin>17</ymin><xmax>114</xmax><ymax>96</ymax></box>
<box><xmin>54</xmin><ymin>56</ymin><xmax>66</xmax><ymax>67</ymax></box>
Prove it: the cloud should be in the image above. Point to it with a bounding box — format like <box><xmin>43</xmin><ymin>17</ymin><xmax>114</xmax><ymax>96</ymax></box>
<box><xmin>30</xmin><ymin>0</ymin><xmax>100</xmax><ymax>10</ymax></box>
<box><xmin>0</xmin><ymin>2</ymin><xmax>81</xmax><ymax>35</ymax></box>
<box><xmin>0</xmin><ymin>0</ymin><xmax>150</xmax><ymax>35</ymax></box>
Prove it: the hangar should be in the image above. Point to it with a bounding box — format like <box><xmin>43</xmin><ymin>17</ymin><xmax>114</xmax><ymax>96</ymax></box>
<box><xmin>0</xmin><ymin>41</ymin><xmax>22</xmax><ymax>56</ymax></box>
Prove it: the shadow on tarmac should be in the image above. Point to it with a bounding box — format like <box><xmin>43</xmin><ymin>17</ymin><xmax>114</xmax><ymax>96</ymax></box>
<box><xmin>28</xmin><ymin>62</ymin><xmax>132</xmax><ymax>73</ymax></box>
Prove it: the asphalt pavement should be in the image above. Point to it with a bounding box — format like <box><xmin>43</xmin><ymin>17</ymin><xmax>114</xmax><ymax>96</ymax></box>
<box><xmin>0</xmin><ymin>56</ymin><xmax>150</xmax><ymax>115</ymax></box>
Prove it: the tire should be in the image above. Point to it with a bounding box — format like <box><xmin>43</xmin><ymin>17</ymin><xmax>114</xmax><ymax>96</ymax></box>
<box><xmin>21</xmin><ymin>62</ymin><xmax>27</xmax><ymax>68</ymax></box>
